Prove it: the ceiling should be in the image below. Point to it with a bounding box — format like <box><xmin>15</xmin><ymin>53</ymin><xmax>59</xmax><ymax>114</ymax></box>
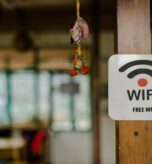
<box><xmin>0</xmin><ymin>0</ymin><xmax>115</xmax><ymax>53</ymax></box>
<box><xmin>0</xmin><ymin>0</ymin><xmax>94</xmax><ymax>70</ymax></box>
<box><xmin>0</xmin><ymin>0</ymin><xmax>88</xmax><ymax>8</ymax></box>
<box><xmin>0</xmin><ymin>0</ymin><xmax>115</xmax><ymax>32</ymax></box>
<box><xmin>0</xmin><ymin>0</ymin><xmax>116</xmax><ymax>71</ymax></box>
<box><xmin>0</xmin><ymin>2</ymin><xmax>88</xmax><ymax>28</ymax></box>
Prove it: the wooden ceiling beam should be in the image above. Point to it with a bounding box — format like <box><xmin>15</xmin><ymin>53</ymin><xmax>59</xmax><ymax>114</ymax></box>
<box><xmin>0</xmin><ymin>6</ymin><xmax>115</xmax><ymax>32</ymax></box>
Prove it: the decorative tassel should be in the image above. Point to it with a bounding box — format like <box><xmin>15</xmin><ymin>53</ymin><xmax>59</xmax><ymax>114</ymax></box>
<box><xmin>69</xmin><ymin>0</ymin><xmax>90</xmax><ymax>76</ymax></box>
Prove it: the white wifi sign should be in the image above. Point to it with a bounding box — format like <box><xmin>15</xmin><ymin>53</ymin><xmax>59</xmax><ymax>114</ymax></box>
<box><xmin>108</xmin><ymin>55</ymin><xmax>152</xmax><ymax>120</ymax></box>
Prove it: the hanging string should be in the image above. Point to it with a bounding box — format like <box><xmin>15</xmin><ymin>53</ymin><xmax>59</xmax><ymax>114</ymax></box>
<box><xmin>76</xmin><ymin>0</ymin><xmax>82</xmax><ymax>56</ymax></box>
<box><xmin>77</xmin><ymin>44</ymin><xmax>81</xmax><ymax>56</ymax></box>
<box><xmin>76</xmin><ymin>0</ymin><xmax>80</xmax><ymax>19</ymax></box>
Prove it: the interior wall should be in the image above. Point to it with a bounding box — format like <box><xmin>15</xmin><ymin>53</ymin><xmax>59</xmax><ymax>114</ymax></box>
<box><xmin>50</xmin><ymin>132</ymin><xmax>93</xmax><ymax>164</ymax></box>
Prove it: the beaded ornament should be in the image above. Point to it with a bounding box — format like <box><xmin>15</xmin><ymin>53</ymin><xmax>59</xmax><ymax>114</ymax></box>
<box><xmin>69</xmin><ymin>0</ymin><xmax>90</xmax><ymax>76</ymax></box>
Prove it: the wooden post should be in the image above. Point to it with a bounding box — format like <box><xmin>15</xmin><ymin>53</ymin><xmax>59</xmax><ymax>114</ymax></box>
<box><xmin>92</xmin><ymin>0</ymin><xmax>101</xmax><ymax>163</ymax></box>
<box><xmin>117</xmin><ymin>0</ymin><xmax>152</xmax><ymax>163</ymax></box>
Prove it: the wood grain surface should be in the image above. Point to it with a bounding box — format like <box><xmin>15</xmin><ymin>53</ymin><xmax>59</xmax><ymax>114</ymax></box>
<box><xmin>117</xmin><ymin>0</ymin><xmax>152</xmax><ymax>164</ymax></box>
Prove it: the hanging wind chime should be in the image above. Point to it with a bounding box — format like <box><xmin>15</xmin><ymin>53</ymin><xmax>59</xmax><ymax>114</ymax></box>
<box><xmin>69</xmin><ymin>0</ymin><xmax>90</xmax><ymax>76</ymax></box>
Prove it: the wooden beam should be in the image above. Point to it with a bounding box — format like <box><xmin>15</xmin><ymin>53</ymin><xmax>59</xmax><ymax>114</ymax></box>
<box><xmin>92</xmin><ymin>0</ymin><xmax>101</xmax><ymax>163</ymax></box>
<box><xmin>0</xmin><ymin>5</ymin><xmax>116</xmax><ymax>32</ymax></box>
<box><xmin>0</xmin><ymin>6</ymin><xmax>91</xmax><ymax>32</ymax></box>
<box><xmin>117</xmin><ymin>0</ymin><xmax>152</xmax><ymax>163</ymax></box>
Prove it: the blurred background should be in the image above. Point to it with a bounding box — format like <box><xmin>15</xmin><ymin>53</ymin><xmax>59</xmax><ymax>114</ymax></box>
<box><xmin>0</xmin><ymin>0</ymin><xmax>115</xmax><ymax>164</ymax></box>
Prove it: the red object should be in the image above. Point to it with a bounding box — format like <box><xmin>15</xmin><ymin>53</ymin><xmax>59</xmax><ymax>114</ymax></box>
<box><xmin>31</xmin><ymin>130</ymin><xmax>47</xmax><ymax>154</ymax></box>
<box><xmin>69</xmin><ymin>69</ymin><xmax>78</xmax><ymax>76</ymax></box>
<box><xmin>80</xmin><ymin>66</ymin><xmax>90</xmax><ymax>74</ymax></box>
<box><xmin>137</xmin><ymin>78</ymin><xmax>148</xmax><ymax>87</ymax></box>
<box><xmin>72</xmin><ymin>59</ymin><xmax>77</xmax><ymax>65</ymax></box>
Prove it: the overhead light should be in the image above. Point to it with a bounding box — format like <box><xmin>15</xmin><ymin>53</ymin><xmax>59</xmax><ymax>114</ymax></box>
<box><xmin>13</xmin><ymin>31</ymin><xmax>33</xmax><ymax>52</ymax></box>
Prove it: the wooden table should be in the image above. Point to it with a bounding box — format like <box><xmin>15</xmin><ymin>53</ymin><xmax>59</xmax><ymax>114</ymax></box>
<box><xmin>0</xmin><ymin>137</ymin><xmax>27</xmax><ymax>164</ymax></box>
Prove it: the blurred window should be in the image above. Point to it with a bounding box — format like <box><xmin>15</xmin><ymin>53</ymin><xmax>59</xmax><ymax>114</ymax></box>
<box><xmin>11</xmin><ymin>71</ymin><xmax>35</xmax><ymax>124</ymax></box>
<box><xmin>51</xmin><ymin>74</ymin><xmax>72</xmax><ymax>131</ymax></box>
<box><xmin>0</xmin><ymin>72</ymin><xmax>9</xmax><ymax>125</ymax></box>
<box><xmin>73</xmin><ymin>76</ymin><xmax>91</xmax><ymax>130</ymax></box>
<box><xmin>38</xmin><ymin>71</ymin><xmax>51</xmax><ymax>124</ymax></box>
<box><xmin>0</xmin><ymin>71</ymin><xmax>91</xmax><ymax>131</ymax></box>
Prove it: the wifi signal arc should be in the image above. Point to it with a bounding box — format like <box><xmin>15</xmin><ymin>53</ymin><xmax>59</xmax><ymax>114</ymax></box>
<box><xmin>119</xmin><ymin>60</ymin><xmax>152</xmax><ymax>72</ymax></box>
<box><xmin>127</xmin><ymin>69</ymin><xmax>152</xmax><ymax>78</ymax></box>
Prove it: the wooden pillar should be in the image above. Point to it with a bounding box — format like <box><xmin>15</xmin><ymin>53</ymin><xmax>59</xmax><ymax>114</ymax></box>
<box><xmin>117</xmin><ymin>0</ymin><xmax>152</xmax><ymax>163</ymax></box>
<box><xmin>92</xmin><ymin>0</ymin><xmax>101</xmax><ymax>163</ymax></box>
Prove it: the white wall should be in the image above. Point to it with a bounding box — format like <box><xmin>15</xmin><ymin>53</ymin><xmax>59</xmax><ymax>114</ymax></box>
<box><xmin>50</xmin><ymin>132</ymin><xmax>93</xmax><ymax>164</ymax></box>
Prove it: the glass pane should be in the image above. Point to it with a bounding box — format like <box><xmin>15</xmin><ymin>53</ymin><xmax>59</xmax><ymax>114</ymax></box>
<box><xmin>39</xmin><ymin>71</ymin><xmax>51</xmax><ymax>125</ymax></box>
<box><xmin>52</xmin><ymin>74</ymin><xmax>72</xmax><ymax>131</ymax></box>
<box><xmin>0</xmin><ymin>72</ymin><xmax>9</xmax><ymax>125</ymax></box>
<box><xmin>11</xmin><ymin>71</ymin><xmax>35</xmax><ymax>124</ymax></box>
<box><xmin>73</xmin><ymin>75</ymin><xmax>91</xmax><ymax>130</ymax></box>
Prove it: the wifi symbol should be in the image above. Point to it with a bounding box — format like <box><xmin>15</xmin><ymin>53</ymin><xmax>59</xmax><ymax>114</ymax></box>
<box><xmin>119</xmin><ymin>60</ymin><xmax>152</xmax><ymax>87</ymax></box>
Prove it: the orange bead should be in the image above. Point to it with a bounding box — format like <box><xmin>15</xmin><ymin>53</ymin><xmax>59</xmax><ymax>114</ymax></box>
<box><xmin>69</xmin><ymin>69</ymin><xmax>78</xmax><ymax>76</ymax></box>
<box><xmin>80</xmin><ymin>66</ymin><xmax>90</xmax><ymax>75</ymax></box>
<box><xmin>72</xmin><ymin>59</ymin><xmax>77</xmax><ymax>65</ymax></box>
